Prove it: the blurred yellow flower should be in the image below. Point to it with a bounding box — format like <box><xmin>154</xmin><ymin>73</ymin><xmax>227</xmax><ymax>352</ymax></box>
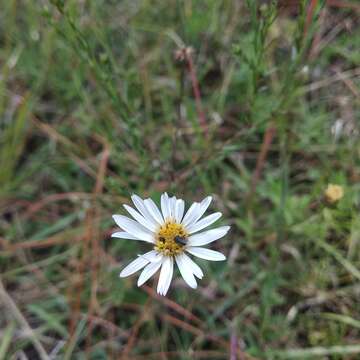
<box><xmin>324</xmin><ymin>184</ymin><xmax>344</xmax><ymax>204</ymax></box>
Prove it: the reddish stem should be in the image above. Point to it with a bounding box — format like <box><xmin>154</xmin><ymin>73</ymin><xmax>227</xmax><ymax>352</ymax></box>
<box><xmin>303</xmin><ymin>0</ymin><xmax>319</xmax><ymax>42</ymax></box>
<box><xmin>249</xmin><ymin>124</ymin><xmax>276</xmax><ymax>199</ymax></box>
<box><xmin>183</xmin><ymin>49</ymin><xmax>207</xmax><ymax>134</ymax></box>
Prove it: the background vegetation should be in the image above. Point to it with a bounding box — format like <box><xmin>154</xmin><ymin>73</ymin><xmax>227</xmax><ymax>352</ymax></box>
<box><xmin>1</xmin><ymin>0</ymin><xmax>359</xmax><ymax>359</ymax></box>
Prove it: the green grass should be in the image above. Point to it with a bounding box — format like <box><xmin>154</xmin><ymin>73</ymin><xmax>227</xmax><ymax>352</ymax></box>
<box><xmin>1</xmin><ymin>0</ymin><xmax>360</xmax><ymax>359</ymax></box>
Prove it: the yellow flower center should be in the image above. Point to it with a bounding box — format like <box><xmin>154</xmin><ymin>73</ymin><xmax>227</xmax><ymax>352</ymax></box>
<box><xmin>155</xmin><ymin>221</ymin><xmax>188</xmax><ymax>256</ymax></box>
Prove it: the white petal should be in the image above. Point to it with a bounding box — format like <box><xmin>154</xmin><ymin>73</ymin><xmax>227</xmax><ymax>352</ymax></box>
<box><xmin>123</xmin><ymin>204</ymin><xmax>157</xmax><ymax>232</ymax></box>
<box><xmin>139</xmin><ymin>251</ymin><xmax>163</xmax><ymax>263</ymax></box>
<box><xmin>112</xmin><ymin>215</ymin><xmax>155</xmax><ymax>243</ymax></box>
<box><xmin>131</xmin><ymin>194</ymin><xmax>159</xmax><ymax>227</ymax></box>
<box><xmin>161</xmin><ymin>193</ymin><xmax>171</xmax><ymax>220</ymax></box>
<box><xmin>181</xmin><ymin>202</ymin><xmax>200</xmax><ymax>227</ymax></box>
<box><xmin>131</xmin><ymin>194</ymin><xmax>147</xmax><ymax>213</ymax></box>
<box><xmin>137</xmin><ymin>258</ymin><xmax>163</xmax><ymax>286</ymax></box>
<box><xmin>169</xmin><ymin>196</ymin><xmax>177</xmax><ymax>218</ymax></box>
<box><xmin>186</xmin><ymin>196</ymin><xmax>212</xmax><ymax>227</ymax></box>
<box><xmin>180</xmin><ymin>253</ymin><xmax>204</xmax><ymax>279</ymax></box>
<box><xmin>188</xmin><ymin>226</ymin><xmax>230</xmax><ymax>246</ymax></box>
<box><xmin>111</xmin><ymin>231</ymin><xmax>139</xmax><ymax>240</ymax></box>
<box><xmin>174</xmin><ymin>199</ymin><xmax>185</xmax><ymax>223</ymax></box>
<box><xmin>120</xmin><ymin>254</ymin><xmax>150</xmax><ymax>277</ymax></box>
<box><xmin>157</xmin><ymin>257</ymin><xmax>174</xmax><ymax>296</ymax></box>
<box><xmin>144</xmin><ymin>199</ymin><xmax>164</xmax><ymax>225</ymax></box>
<box><xmin>163</xmin><ymin>257</ymin><xmax>174</xmax><ymax>295</ymax></box>
<box><xmin>175</xmin><ymin>254</ymin><xmax>197</xmax><ymax>289</ymax></box>
<box><xmin>186</xmin><ymin>247</ymin><xmax>226</xmax><ymax>261</ymax></box>
<box><xmin>187</xmin><ymin>212</ymin><xmax>222</xmax><ymax>234</ymax></box>
<box><xmin>138</xmin><ymin>250</ymin><xmax>160</xmax><ymax>262</ymax></box>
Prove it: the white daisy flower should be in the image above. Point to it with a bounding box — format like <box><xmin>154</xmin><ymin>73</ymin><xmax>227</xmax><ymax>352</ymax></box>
<box><xmin>112</xmin><ymin>193</ymin><xmax>229</xmax><ymax>296</ymax></box>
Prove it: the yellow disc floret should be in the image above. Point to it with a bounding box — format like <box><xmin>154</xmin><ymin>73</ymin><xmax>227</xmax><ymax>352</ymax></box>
<box><xmin>155</xmin><ymin>221</ymin><xmax>188</xmax><ymax>256</ymax></box>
